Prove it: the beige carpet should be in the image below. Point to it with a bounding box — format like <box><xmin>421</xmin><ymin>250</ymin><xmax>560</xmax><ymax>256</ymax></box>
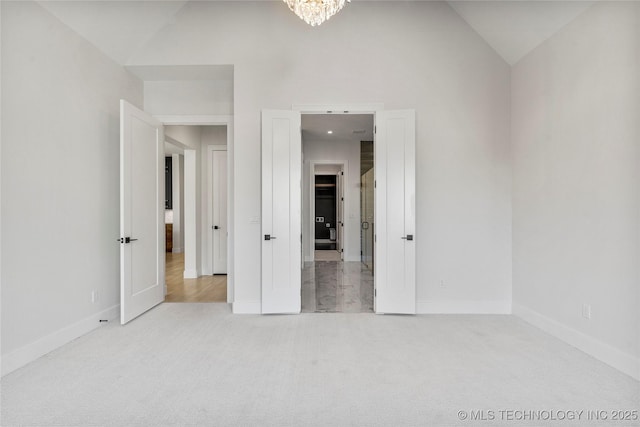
<box><xmin>1</xmin><ymin>304</ymin><xmax>638</xmax><ymax>426</ymax></box>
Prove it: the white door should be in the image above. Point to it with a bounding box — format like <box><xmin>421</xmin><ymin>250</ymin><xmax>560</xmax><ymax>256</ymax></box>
<box><xmin>261</xmin><ymin>110</ymin><xmax>302</xmax><ymax>314</ymax></box>
<box><xmin>120</xmin><ymin>100</ymin><xmax>165</xmax><ymax>324</ymax></box>
<box><xmin>211</xmin><ymin>150</ymin><xmax>228</xmax><ymax>274</ymax></box>
<box><xmin>375</xmin><ymin>110</ymin><xmax>416</xmax><ymax>314</ymax></box>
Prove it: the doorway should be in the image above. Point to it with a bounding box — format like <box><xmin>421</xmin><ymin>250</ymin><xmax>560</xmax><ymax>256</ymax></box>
<box><xmin>120</xmin><ymin>100</ymin><xmax>235</xmax><ymax>324</ymax></box>
<box><xmin>300</xmin><ymin>113</ymin><xmax>375</xmax><ymax>313</ymax></box>
<box><xmin>260</xmin><ymin>106</ymin><xmax>416</xmax><ymax>315</ymax></box>
<box><xmin>163</xmin><ymin>125</ymin><xmax>229</xmax><ymax>303</ymax></box>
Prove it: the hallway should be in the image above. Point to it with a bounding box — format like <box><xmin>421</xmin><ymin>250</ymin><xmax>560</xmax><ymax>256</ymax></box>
<box><xmin>301</xmin><ymin>257</ymin><xmax>374</xmax><ymax>313</ymax></box>
<box><xmin>165</xmin><ymin>253</ymin><xmax>227</xmax><ymax>302</ymax></box>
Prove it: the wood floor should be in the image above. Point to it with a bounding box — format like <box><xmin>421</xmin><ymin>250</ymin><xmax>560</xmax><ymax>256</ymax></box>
<box><xmin>165</xmin><ymin>252</ymin><xmax>227</xmax><ymax>302</ymax></box>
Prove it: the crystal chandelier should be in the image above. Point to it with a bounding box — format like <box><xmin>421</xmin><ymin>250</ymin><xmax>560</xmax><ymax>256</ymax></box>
<box><xmin>283</xmin><ymin>0</ymin><xmax>351</xmax><ymax>27</ymax></box>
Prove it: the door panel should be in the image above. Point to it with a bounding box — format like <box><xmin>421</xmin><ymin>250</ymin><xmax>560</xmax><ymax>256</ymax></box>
<box><xmin>212</xmin><ymin>150</ymin><xmax>228</xmax><ymax>274</ymax></box>
<box><xmin>375</xmin><ymin>110</ymin><xmax>416</xmax><ymax>314</ymax></box>
<box><xmin>261</xmin><ymin>110</ymin><xmax>301</xmax><ymax>314</ymax></box>
<box><xmin>120</xmin><ymin>100</ymin><xmax>165</xmax><ymax>324</ymax></box>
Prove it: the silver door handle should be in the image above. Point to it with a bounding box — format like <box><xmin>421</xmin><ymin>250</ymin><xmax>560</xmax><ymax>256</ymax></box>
<box><xmin>401</xmin><ymin>235</ymin><xmax>414</xmax><ymax>241</ymax></box>
<box><xmin>264</xmin><ymin>235</ymin><xmax>277</xmax><ymax>241</ymax></box>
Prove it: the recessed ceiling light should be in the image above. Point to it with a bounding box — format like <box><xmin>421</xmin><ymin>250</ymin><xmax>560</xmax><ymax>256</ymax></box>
<box><xmin>327</xmin><ymin>130</ymin><xmax>333</xmax><ymax>134</ymax></box>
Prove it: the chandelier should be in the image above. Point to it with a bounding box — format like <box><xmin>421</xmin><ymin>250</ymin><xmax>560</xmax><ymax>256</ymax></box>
<box><xmin>283</xmin><ymin>0</ymin><xmax>351</xmax><ymax>27</ymax></box>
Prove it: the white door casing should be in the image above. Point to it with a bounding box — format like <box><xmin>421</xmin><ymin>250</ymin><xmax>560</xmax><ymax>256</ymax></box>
<box><xmin>261</xmin><ymin>110</ymin><xmax>302</xmax><ymax>314</ymax></box>
<box><xmin>375</xmin><ymin>110</ymin><xmax>416</xmax><ymax>314</ymax></box>
<box><xmin>120</xmin><ymin>100</ymin><xmax>165</xmax><ymax>324</ymax></box>
<box><xmin>211</xmin><ymin>149</ymin><xmax>228</xmax><ymax>274</ymax></box>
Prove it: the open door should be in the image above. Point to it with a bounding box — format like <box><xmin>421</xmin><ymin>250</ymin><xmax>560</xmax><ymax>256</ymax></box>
<box><xmin>261</xmin><ymin>110</ymin><xmax>302</xmax><ymax>314</ymax></box>
<box><xmin>375</xmin><ymin>110</ymin><xmax>416</xmax><ymax>314</ymax></box>
<box><xmin>337</xmin><ymin>167</ymin><xmax>344</xmax><ymax>261</ymax></box>
<box><xmin>212</xmin><ymin>149</ymin><xmax>228</xmax><ymax>274</ymax></box>
<box><xmin>120</xmin><ymin>100</ymin><xmax>165</xmax><ymax>324</ymax></box>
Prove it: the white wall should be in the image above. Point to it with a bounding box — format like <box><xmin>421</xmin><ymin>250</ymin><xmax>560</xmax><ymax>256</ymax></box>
<box><xmin>303</xmin><ymin>140</ymin><xmax>360</xmax><ymax>262</ymax></box>
<box><xmin>512</xmin><ymin>2</ymin><xmax>640</xmax><ymax>379</ymax></box>
<box><xmin>1</xmin><ymin>1</ymin><xmax>143</xmax><ymax>373</ymax></box>
<box><xmin>129</xmin><ymin>1</ymin><xmax>512</xmax><ymax>314</ymax></box>
<box><xmin>144</xmin><ymin>80</ymin><xmax>233</xmax><ymax>116</ymax></box>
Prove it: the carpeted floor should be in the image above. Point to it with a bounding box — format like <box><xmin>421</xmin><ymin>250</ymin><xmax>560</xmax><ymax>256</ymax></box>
<box><xmin>1</xmin><ymin>304</ymin><xmax>638</xmax><ymax>426</ymax></box>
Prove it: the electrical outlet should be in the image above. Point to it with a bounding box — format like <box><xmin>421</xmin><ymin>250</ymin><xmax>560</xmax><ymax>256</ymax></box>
<box><xmin>582</xmin><ymin>303</ymin><xmax>591</xmax><ymax>319</ymax></box>
<box><xmin>91</xmin><ymin>290</ymin><xmax>98</xmax><ymax>304</ymax></box>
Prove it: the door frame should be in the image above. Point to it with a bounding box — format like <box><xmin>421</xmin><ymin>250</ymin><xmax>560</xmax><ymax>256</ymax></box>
<box><xmin>308</xmin><ymin>161</ymin><xmax>347</xmax><ymax>262</ymax></box>
<box><xmin>155</xmin><ymin>115</ymin><xmax>235</xmax><ymax>303</ymax></box>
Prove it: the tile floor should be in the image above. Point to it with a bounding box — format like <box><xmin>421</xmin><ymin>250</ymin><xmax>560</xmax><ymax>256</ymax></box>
<box><xmin>302</xmin><ymin>259</ymin><xmax>374</xmax><ymax>313</ymax></box>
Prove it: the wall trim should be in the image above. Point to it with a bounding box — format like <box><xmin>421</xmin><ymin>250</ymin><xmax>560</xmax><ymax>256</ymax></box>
<box><xmin>232</xmin><ymin>300</ymin><xmax>261</xmax><ymax>314</ymax></box>
<box><xmin>1</xmin><ymin>305</ymin><xmax>120</xmax><ymax>377</ymax></box>
<box><xmin>513</xmin><ymin>303</ymin><xmax>640</xmax><ymax>381</ymax></box>
<box><xmin>417</xmin><ymin>299</ymin><xmax>512</xmax><ymax>314</ymax></box>
<box><xmin>183</xmin><ymin>269</ymin><xmax>198</xmax><ymax>279</ymax></box>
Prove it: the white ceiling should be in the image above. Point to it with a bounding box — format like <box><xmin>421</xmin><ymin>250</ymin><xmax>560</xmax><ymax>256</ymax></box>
<box><xmin>37</xmin><ymin>0</ymin><xmax>189</xmax><ymax>65</ymax></box>
<box><xmin>37</xmin><ymin>1</ymin><xmax>596</xmax><ymax>67</ymax></box>
<box><xmin>302</xmin><ymin>114</ymin><xmax>374</xmax><ymax>143</ymax></box>
<box><xmin>448</xmin><ymin>1</ymin><xmax>595</xmax><ymax>65</ymax></box>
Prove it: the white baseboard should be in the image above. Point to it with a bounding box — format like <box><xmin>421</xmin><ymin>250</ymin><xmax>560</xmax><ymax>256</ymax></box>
<box><xmin>172</xmin><ymin>247</ymin><xmax>183</xmax><ymax>253</ymax></box>
<box><xmin>513</xmin><ymin>303</ymin><xmax>640</xmax><ymax>381</ymax></box>
<box><xmin>1</xmin><ymin>304</ymin><xmax>119</xmax><ymax>377</ymax></box>
<box><xmin>233</xmin><ymin>300</ymin><xmax>261</xmax><ymax>314</ymax></box>
<box><xmin>417</xmin><ymin>299</ymin><xmax>512</xmax><ymax>314</ymax></box>
<box><xmin>183</xmin><ymin>269</ymin><xmax>198</xmax><ymax>279</ymax></box>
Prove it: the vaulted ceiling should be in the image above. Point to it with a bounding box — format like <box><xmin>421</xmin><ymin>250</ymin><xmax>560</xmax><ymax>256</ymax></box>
<box><xmin>449</xmin><ymin>1</ymin><xmax>594</xmax><ymax>64</ymax></box>
<box><xmin>37</xmin><ymin>0</ymin><xmax>596</xmax><ymax>67</ymax></box>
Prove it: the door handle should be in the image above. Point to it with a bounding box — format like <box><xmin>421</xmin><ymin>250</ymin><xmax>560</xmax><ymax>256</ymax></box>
<box><xmin>401</xmin><ymin>235</ymin><xmax>414</xmax><ymax>241</ymax></box>
<box><xmin>118</xmin><ymin>237</ymin><xmax>138</xmax><ymax>244</ymax></box>
<box><xmin>264</xmin><ymin>234</ymin><xmax>277</xmax><ymax>241</ymax></box>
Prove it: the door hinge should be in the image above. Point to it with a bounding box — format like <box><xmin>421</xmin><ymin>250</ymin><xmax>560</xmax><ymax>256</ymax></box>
<box><xmin>374</xmin><ymin>126</ymin><xmax>377</xmax><ymax>134</ymax></box>
<box><xmin>375</xmin><ymin>235</ymin><xmax>377</xmax><ymax>242</ymax></box>
<box><xmin>341</xmin><ymin>249</ymin><xmax>344</xmax><ymax>253</ymax></box>
<box><xmin>341</xmin><ymin>171</ymin><xmax>344</xmax><ymax>176</ymax></box>
<box><xmin>341</xmin><ymin>197</ymin><xmax>344</xmax><ymax>201</ymax></box>
<box><xmin>375</xmin><ymin>289</ymin><xmax>377</xmax><ymax>297</ymax></box>
<box><xmin>374</xmin><ymin>181</ymin><xmax>376</xmax><ymax>188</ymax></box>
